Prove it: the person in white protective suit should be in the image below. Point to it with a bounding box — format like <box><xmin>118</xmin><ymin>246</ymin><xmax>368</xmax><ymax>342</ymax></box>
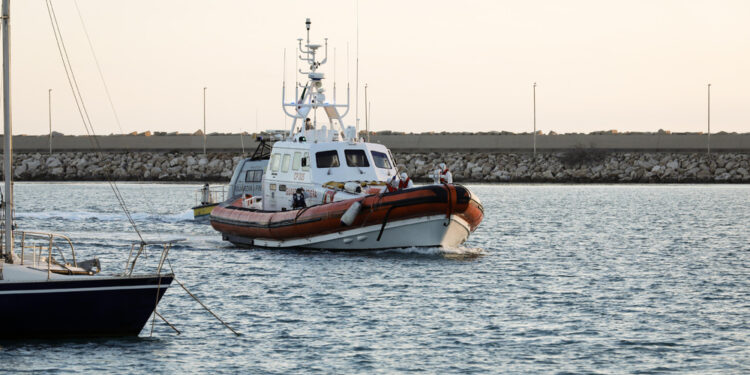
<box><xmin>397</xmin><ymin>172</ymin><xmax>414</xmax><ymax>190</ymax></box>
<box><xmin>386</xmin><ymin>174</ymin><xmax>400</xmax><ymax>193</ymax></box>
<box><xmin>200</xmin><ymin>183</ymin><xmax>212</xmax><ymax>205</ymax></box>
<box><xmin>438</xmin><ymin>162</ymin><xmax>453</xmax><ymax>184</ymax></box>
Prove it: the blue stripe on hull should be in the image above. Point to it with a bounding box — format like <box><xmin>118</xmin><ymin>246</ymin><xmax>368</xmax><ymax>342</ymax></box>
<box><xmin>0</xmin><ymin>276</ymin><xmax>173</xmax><ymax>338</ymax></box>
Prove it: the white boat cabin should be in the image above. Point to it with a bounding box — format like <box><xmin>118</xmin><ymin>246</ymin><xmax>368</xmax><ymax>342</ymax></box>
<box><xmin>261</xmin><ymin>130</ymin><xmax>398</xmax><ymax>211</ymax></box>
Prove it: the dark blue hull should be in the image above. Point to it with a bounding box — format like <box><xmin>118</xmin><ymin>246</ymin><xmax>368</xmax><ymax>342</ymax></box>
<box><xmin>0</xmin><ymin>275</ymin><xmax>173</xmax><ymax>338</ymax></box>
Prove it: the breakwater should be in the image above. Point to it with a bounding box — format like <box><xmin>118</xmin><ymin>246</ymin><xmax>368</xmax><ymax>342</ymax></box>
<box><xmin>4</xmin><ymin>151</ymin><xmax>750</xmax><ymax>183</ymax></box>
<box><xmin>5</xmin><ymin>132</ymin><xmax>750</xmax><ymax>152</ymax></box>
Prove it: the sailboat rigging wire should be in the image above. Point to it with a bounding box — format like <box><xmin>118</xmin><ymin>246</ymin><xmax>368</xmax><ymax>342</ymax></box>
<box><xmin>72</xmin><ymin>0</ymin><xmax>124</xmax><ymax>135</ymax></box>
<box><xmin>45</xmin><ymin>0</ymin><xmax>144</xmax><ymax>243</ymax></box>
<box><xmin>71</xmin><ymin>0</ymin><xmax>164</xmax><ymax>236</ymax></box>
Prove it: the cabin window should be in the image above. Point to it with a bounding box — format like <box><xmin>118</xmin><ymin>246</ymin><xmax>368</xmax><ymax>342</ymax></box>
<box><xmin>279</xmin><ymin>184</ymin><xmax>287</xmax><ymax>192</ymax></box>
<box><xmin>345</xmin><ymin>149</ymin><xmax>370</xmax><ymax>167</ymax></box>
<box><xmin>269</xmin><ymin>183</ymin><xmax>276</xmax><ymax>191</ymax></box>
<box><xmin>245</xmin><ymin>170</ymin><xmax>262</xmax><ymax>182</ymax></box>
<box><xmin>292</xmin><ymin>152</ymin><xmax>302</xmax><ymax>171</ymax></box>
<box><xmin>281</xmin><ymin>154</ymin><xmax>291</xmax><ymax>172</ymax></box>
<box><xmin>371</xmin><ymin>151</ymin><xmax>391</xmax><ymax>169</ymax></box>
<box><xmin>270</xmin><ymin>154</ymin><xmax>280</xmax><ymax>172</ymax></box>
<box><xmin>302</xmin><ymin>152</ymin><xmax>310</xmax><ymax>171</ymax></box>
<box><xmin>316</xmin><ymin>150</ymin><xmax>340</xmax><ymax>168</ymax></box>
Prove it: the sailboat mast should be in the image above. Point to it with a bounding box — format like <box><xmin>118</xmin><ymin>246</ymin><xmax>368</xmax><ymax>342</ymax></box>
<box><xmin>2</xmin><ymin>0</ymin><xmax>12</xmax><ymax>259</ymax></box>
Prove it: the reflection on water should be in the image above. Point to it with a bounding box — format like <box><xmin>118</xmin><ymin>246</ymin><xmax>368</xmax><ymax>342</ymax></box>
<box><xmin>3</xmin><ymin>182</ymin><xmax>749</xmax><ymax>374</ymax></box>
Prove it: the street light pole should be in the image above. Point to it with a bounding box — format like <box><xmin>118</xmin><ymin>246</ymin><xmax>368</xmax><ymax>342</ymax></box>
<box><xmin>533</xmin><ymin>82</ymin><xmax>537</xmax><ymax>158</ymax></box>
<box><xmin>707</xmin><ymin>83</ymin><xmax>711</xmax><ymax>156</ymax></box>
<box><xmin>203</xmin><ymin>86</ymin><xmax>207</xmax><ymax>156</ymax></box>
<box><xmin>48</xmin><ymin>88</ymin><xmax>52</xmax><ymax>154</ymax></box>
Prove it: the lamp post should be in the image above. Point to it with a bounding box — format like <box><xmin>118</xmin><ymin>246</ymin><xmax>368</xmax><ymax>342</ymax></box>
<box><xmin>203</xmin><ymin>86</ymin><xmax>207</xmax><ymax>156</ymax></box>
<box><xmin>48</xmin><ymin>88</ymin><xmax>52</xmax><ymax>154</ymax></box>
<box><xmin>533</xmin><ymin>82</ymin><xmax>537</xmax><ymax>158</ymax></box>
<box><xmin>707</xmin><ymin>83</ymin><xmax>711</xmax><ymax>156</ymax></box>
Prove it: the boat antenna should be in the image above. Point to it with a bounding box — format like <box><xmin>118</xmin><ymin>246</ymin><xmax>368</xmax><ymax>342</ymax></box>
<box><xmin>369</xmin><ymin>100</ymin><xmax>373</xmax><ymax>142</ymax></box>
<box><xmin>355</xmin><ymin>0</ymin><xmax>360</xmax><ymax>140</ymax></box>
<box><xmin>333</xmin><ymin>47</ymin><xmax>336</xmax><ymax>103</ymax></box>
<box><xmin>2</xmin><ymin>0</ymin><xmax>13</xmax><ymax>259</ymax></box>
<box><xmin>281</xmin><ymin>48</ymin><xmax>286</xmax><ymax>136</ymax></box>
<box><xmin>346</xmin><ymin>42</ymin><xmax>349</xmax><ymax>84</ymax></box>
<box><xmin>364</xmin><ymin>83</ymin><xmax>368</xmax><ymax>141</ymax></box>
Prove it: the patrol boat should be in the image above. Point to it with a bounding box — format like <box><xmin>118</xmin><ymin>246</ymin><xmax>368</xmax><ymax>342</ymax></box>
<box><xmin>209</xmin><ymin>19</ymin><xmax>483</xmax><ymax>250</ymax></box>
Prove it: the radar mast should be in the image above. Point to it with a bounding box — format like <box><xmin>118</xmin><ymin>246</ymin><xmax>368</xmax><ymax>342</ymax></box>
<box><xmin>282</xmin><ymin>19</ymin><xmax>352</xmax><ymax>141</ymax></box>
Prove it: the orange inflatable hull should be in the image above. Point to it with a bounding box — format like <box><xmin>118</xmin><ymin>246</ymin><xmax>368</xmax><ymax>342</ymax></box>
<box><xmin>210</xmin><ymin>184</ymin><xmax>483</xmax><ymax>247</ymax></box>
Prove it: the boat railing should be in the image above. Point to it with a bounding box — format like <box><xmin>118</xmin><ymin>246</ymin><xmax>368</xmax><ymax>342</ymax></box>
<box><xmin>241</xmin><ymin>195</ymin><xmax>263</xmax><ymax>210</ymax></box>
<box><xmin>194</xmin><ymin>185</ymin><xmax>227</xmax><ymax>207</ymax></box>
<box><xmin>5</xmin><ymin>230</ymin><xmax>98</xmax><ymax>280</ymax></box>
<box><xmin>124</xmin><ymin>239</ymin><xmax>185</xmax><ymax>277</ymax></box>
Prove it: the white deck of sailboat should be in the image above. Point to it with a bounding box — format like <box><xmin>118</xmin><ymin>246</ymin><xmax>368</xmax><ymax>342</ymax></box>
<box><xmin>1</xmin><ymin>263</ymin><xmax>104</xmax><ymax>282</ymax></box>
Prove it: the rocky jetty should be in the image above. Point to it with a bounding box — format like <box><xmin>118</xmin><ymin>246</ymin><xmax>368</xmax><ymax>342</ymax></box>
<box><xmin>395</xmin><ymin>151</ymin><xmax>750</xmax><ymax>183</ymax></box>
<box><xmin>3</xmin><ymin>151</ymin><xmax>750</xmax><ymax>183</ymax></box>
<box><xmin>6</xmin><ymin>152</ymin><xmax>240</xmax><ymax>182</ymax></box>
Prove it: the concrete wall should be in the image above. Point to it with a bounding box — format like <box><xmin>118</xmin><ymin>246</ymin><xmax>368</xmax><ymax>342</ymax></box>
<box><xmin>3</xmin><ymin>133</ymin><xmax>749</xmax><ymax>153</ymax></box>
<box><xmin>370</xmin><ymin>133</ymin><xmax>750</xmax><ymax>152</ymax></box>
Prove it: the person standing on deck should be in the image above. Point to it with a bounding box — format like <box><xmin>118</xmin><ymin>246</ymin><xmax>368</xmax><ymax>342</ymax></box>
<box><xmin>438</xmin><ymin>163</ymin><xmax>453</xmax><ymax>184</ymax></box>
<box><xmin>386</xmin><ymin>174</ymin><xmax>400</xmax><ymax>193</ymax></box>
<box><xmin>292</xmin><ymin>188</ymin><xmax>307</xmax><ymax>209</ymax></box>
<box><xmin>398</xmin><ymin>172</ymin><xmax>414</xmax><ymax>190</ymax></box>
<box><xmin>201</xmin><ymin>183</ymin><xmax>212</xmax><ymax>205</ymax></box>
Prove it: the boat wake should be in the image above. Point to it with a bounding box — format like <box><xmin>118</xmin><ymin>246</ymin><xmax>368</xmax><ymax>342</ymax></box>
<box><xmin>375</xmin><ymin>245</ymin><xmax>485</xmax><ymax>259</ymax></box>
<box><xmin>15</xmin><ymin>210</ymin><xmax>195</xmax><ymax>223</ymax></box>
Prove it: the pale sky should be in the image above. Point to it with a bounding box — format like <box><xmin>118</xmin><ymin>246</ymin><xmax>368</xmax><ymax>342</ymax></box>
<box><xmin>8</xmin><ymin>0</ymin><xmax>750</xmax><ymax>135</ymax></box>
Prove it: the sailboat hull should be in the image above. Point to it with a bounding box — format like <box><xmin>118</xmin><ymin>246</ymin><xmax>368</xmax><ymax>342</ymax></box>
<box><xmin>0</xmin><ymin>275</ymin><xmax>173</xmax><ymax>338</ymax></box>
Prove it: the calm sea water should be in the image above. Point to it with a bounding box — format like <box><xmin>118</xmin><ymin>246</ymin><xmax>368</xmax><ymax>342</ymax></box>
<box><xmin>1</xmin><ymin>183</ymin><xmax>749</xmax><ymax>374</ymax></box>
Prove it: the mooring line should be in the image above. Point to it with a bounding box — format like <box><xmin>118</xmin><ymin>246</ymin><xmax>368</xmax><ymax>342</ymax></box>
<box><xmin>167</xmin><ymin>259</ymin><xmax>240</xmax><ymax>336</ymax></box>
<box><xmin>155</xmin><ymin>311</ymin><xmax>181</xmax><ymax>335</ymax></box>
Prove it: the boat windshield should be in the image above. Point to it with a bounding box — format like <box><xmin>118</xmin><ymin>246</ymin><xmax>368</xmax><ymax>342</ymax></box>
<box><xmin>245</xmin><ymin>170</ymin><xmax>262</xmax><ymax>182</ymax></box>
<box><xmin>316</xmin><ymin>150</ymin><xmax>340</xmax><ymax>168</ymax></box>
<box><xmin>371</xmin><ymin>151</ymin><xmax>391</xmax><ymax>169</ymax></box>
<box><xmin>345</xmin><ymin>150</ymin><xmax>370</xmax><ymax>167</ymax></box>
<box><xmin>270</xmin><ymin>154</ymin><xmax>281</xmax><ymax>172</ymax></box>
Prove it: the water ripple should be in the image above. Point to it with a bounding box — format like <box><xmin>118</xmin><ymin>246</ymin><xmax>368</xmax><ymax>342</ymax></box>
<box><xmin>1</xmin><ymin>183</ymin><xmax>749</xmax><ymax>374</ymax></box>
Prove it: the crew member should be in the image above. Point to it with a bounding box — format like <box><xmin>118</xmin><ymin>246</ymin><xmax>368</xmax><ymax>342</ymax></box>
<box><xmin>292</xmin><ymin>187</ymin><xmax>307</xmax><ymax>209</ymax></box>
<box><xmin>200</xmin><ymin>183</ymin><xmax>212</xmax><ymax>205</ymax></box>
<box><xmin>304</xmin><ymin>118</ymin><xmax>313</xmax><ymax>130</ymax></box>
<box><xmin>398</xmin><ymin>172</ymin><xmax>414</xmax><ymax>190</ymax></box>
<box><xmin>438</xmin><ymin>163</ymin><xmax>453</xmax><ymax>184</ymax></box>
<box><xmin>386</xmin><ymin>174</ymin><xmax>399</xmax><ymax>193</ymax></box>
